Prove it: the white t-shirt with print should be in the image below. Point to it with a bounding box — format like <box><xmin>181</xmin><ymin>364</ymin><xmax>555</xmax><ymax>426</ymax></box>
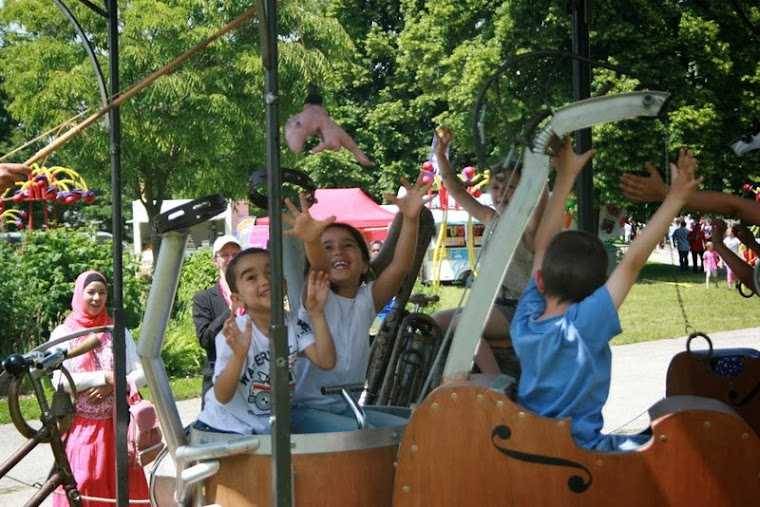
<box><xmin>198</xmin><ymin>311</ymin><xmax>315</xmax><ymax>434</ymax></box>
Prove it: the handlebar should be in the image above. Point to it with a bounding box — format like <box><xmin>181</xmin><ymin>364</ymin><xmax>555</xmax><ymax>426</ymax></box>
<box><xmin>2</xmin><ymin>334</ymin><xmax>101</xmax><ymax>377</ymax></box>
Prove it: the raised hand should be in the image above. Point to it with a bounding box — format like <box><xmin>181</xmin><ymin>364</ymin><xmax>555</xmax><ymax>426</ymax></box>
<box><xmin>303</xmin><ymin>269</ymin><xmax>330</xmax><ymax>313</ymax></box>
<box><xmin>0</xmin><ymin>163</ymin><xmax>31</xmax><ymax>193</ymax></box>
<box><xmin>282</xmin><ymin>193</ymin><xmax>336</xmax><ymax>243</ymax></box>
<box><xmin>666</xmin><ymin>148</ymin><xmax>701</xmax><ymax>204</ymax></box>
<box><xmin>383</xmin><ymin>174</ymin><xmax>432</xmax><ymax>220</ymax></box>
<box><xmin>552</xmin><ymin>136</ymin><xmax>597</xmax><ymax>181</ymax></box>
<box><xmin>222</xmin><ymin>303</ymin><xmax>252</xmax><ymax>358</ymax></box>
<box><xmin>620</xmin><ymin>162</ymin><xmax>668</xmax><ymax>202</ymax></box>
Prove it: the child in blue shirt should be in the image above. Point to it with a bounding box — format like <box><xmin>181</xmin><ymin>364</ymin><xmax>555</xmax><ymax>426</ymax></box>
<box><xmin>510</xmin><ymin>140</ymin><xmax>701</xmax><ymax>451</ymax></box>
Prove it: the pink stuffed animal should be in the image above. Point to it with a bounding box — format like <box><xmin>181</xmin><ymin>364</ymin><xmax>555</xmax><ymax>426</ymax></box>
<box><xmin>285</xmin><ymin>103</ymin><xmax>371</xmax><ymax>166</ymax></box>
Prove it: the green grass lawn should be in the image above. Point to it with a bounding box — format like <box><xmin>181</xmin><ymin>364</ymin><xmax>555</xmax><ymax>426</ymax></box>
<box><xmin>426</xmin><ymin>262</ymin><xmax>760</xmax><ymax>345</ymax></box>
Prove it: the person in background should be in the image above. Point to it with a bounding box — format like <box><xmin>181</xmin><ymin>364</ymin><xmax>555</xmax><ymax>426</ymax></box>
<box><xmin>702</xmin><ymin>242</ymin><xmax>721</xmax><ymax>289</ymax></box>
<box><xmin>192</xmin><ymin>234</ymin><xmax>242</xmax><ymax>408</ymax></box>
<box><xmin>0</xmin><ymin>162</ymin><xmax>31</xmax><ymax>193</ymax></box>
<box><xmin>711</xmin><ymin>220</ymin><xmax>749</xmax><ymax>291</ymax></box>
<box><xmin>369</xmin><ymin>240</ymin><xmax>383</xmax><ymax>259</ymax></box>
<box><xmin>687</xmin><ymin>221</ymin><xmax>705</xmax><ymax>273</ymax></box>
<box><xmin>671</xmin><ymin>220</ymin><xmax>691</xmax><ymax>271</ymax></box>
<box><xmin>49</xmin><ymin>270</ymin><xmax>149</xmax><ymax>506</ymax></box>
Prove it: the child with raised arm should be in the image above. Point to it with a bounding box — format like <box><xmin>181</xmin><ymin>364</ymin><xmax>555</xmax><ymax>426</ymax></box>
<box><xmin>510</xmin><ymin>142</ymin><xmax>701</xmax><ymax>451</ymax></box>
<box><xmin>195</xmin><ymin>248</ymin><xmax>335</xmax><ymax>435</ymax></box>
<box><xmin>282</xmin><ymin>177</ymin><xmax>429</xmax><ymax>432</ymax></box>
<box><xmin>430</xmin><ymin>126</ymin><xmax>548</xmax><ymax>377</ymax></box>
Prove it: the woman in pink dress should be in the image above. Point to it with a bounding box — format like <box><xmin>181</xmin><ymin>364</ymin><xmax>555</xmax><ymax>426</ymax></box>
<box><xmin>49</xmin><ymin>270</ymin><xmax>149</xmax><ymax>506</ymax></box>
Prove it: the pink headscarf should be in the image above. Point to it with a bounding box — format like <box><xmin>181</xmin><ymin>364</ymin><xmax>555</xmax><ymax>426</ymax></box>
<box><xmin>63</xmin><ymin>270</ymin><xmax>113</xmax><ymax>332</ymax></box>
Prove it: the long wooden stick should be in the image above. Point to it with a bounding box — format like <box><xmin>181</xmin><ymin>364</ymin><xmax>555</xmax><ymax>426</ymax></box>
<box><xmin>0</xmin><ymin>109</ymin><xmax>90</xmax><ymax>162</ymax></box>
<box><xmin>24</xmin><ymin>5</ymin><xmax>258</xmax><ymax>166</ymax></box>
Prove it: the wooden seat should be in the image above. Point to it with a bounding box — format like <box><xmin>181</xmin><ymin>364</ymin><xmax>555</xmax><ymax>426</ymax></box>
<box><xmin>393</xmin><ymin>381</ymin><xmax>760</xmax><ymax>506</ymax></box>
<box><xmin>666</xmin><ymin>347</ymin><xmax>760</xmax><ymax>436</ymax></box>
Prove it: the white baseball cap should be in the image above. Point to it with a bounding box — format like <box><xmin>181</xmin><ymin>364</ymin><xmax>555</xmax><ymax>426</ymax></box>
<box><xmin>212</xmin><ymin>234</ymin><xmax>241</xmax><ymax>255</ymax></box>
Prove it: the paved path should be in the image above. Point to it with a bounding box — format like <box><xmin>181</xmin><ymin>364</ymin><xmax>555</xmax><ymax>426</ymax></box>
<box><xmin>2</xmin><ymin>326</ymin><xmax>758</xmax><ymax>505</ymax></box>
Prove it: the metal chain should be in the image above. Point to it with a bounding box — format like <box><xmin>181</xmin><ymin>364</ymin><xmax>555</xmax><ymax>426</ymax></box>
<box><xmin>662</xmin><ymin>123</ymin><xmax>695</xmax><ymax>336</ymax></box>
<box><xmin>669</xmin><ymin>242</ymin><xmax>695</xmax><ymax>336</ymax></box>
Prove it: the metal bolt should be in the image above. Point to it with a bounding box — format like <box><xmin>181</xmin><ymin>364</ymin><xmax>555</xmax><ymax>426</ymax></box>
<box><xmin>451</xmin><ymin>392</ymin><xmax>457</xmax><ymax>400</ymax></box>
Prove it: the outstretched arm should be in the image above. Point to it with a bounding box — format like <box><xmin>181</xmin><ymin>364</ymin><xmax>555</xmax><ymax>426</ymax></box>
<box><xmin>621</xmin><ymin>163</ymin><xmax>760</xmax><ymax>226</ymax></box>
<box><xmin>608</xmin><ymin>149</ymin><xmax>701</xmax><ymax>308</ymax></box>
<box><xmin>433</xmin><ymin>127</ymin><xmax>495</xmax><ymax>225</ymax></box>
<box><xmin>372</xmin><ymin>175</ymin><xmax>430</xmax><ymax>311</ymax></box>
<box><xmin>282</xmin><ymin>193</ymin><xmax>336</xmax><ymax>273</ymax></box>
<box><xmin>532</xmin><ymin>137</ymin><xmax>597</xmax><ymax>273</ymax></box>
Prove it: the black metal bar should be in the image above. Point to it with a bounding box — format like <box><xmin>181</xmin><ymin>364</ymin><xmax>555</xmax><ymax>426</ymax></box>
<box><xmin>105</xmin><ymin>0</ymin><xmax>128</xmax><ymax>505</ymax></box>
<box><xmin>258</xmin><ymin>0</ymin><xmax>292</xmax><ymax>505</ymax></box>
<box><xmin>570</xmin><ymin>1</ymin><xmax>594</xmax><ymax>234</ymax></box>
<box><xmin>54</xmin><ymin>0</ymin><xmax>109</xmax><ymax>110</ymax></box>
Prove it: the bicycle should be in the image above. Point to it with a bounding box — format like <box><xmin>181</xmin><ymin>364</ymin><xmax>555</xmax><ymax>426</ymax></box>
<box><xmin>0</xmin><ymin>330</ymin><xmax>102</xmax><ymax>507</ymax></box>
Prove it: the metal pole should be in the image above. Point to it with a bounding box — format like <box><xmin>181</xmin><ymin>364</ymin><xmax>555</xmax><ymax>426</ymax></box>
<box><xmin>258</xmin><ymin>0</ymin><xmax>292</xmax><ymax>504</ymax></box>
<box><xmin>105</xmin><ymin>0</ymin><xmax>129</xmax><ymax>504</ymax></box>
<box><xmin>569</xmin><ymin>0</ymin><xmax>594</xmax><ymax>234</ymax></box>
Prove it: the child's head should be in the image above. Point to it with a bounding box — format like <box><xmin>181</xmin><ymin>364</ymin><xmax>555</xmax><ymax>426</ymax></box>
<box><xmin>321</xmin><ymin>223</ymin><xmax>371</xmax><ymax>288</ymax></box>
<box><xmin>225</xmin><ymin>247</ymin><xmax>271</xmax><ymax>310</ymax></box>
<box><xmin>540</xmin><ymin>230</ymin><xmax>608</xmax><ymax>304</ymax></box>
<box><xmin>705</xmin><ymin>241</ymin><xmax>714</xmax><ymax>250</ymax></box>
<box><xmin>488</xmin><ymin>160</ymin><xmax>522</xmax><ymax>212</ymax></box>
<box><xmin>369</xmin><ymin>240</ymin><xmax>383</xmax><ymax>259</ymax></box>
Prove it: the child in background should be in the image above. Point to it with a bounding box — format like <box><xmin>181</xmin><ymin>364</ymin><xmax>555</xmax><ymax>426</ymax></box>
<box><xmin>702</xmin><ymin>242</ymin><xmax>721</xmax><ymax>289</ymax></box>
<box><xmin>511</xmin><ymin>143</ymin><xmax>701</xmax><ymax>451</ymax></box>
<box><xmin>429</xmin><ymin>126</ymin><xmax>549</xmax><ymax>377</ymax></box>
<box><xmin>283</xmin><ymin>177</ymin><xmax>429</xmax><ymax>433</ymax></box>
<box><xmin>195</xmin><ymin>248</ymin><xmax>336</xmax><ymax>435</ymax></box>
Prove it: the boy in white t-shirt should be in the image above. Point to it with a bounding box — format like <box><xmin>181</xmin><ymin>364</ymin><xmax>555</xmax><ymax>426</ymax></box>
<box><xmin>195</xmin><ymin>248</ymin><xmax>336</xmax><ymax>434</ymax></box>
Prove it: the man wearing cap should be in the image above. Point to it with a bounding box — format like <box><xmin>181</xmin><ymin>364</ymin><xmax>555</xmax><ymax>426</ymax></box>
<box><xmin>192</xmin><ymin>234</ymin><xmax>241</xmax><ymax>408</ymax></box>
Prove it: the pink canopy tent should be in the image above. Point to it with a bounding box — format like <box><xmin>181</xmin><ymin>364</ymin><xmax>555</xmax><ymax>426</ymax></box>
<box><xmin>256</xmin><ymin>188</ymin><xmax>396</xmax><ymax>242</ymax></box>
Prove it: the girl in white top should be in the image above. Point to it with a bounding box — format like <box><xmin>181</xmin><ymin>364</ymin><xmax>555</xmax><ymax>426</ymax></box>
<box><xmin>284</xmin><ymin>176</ymin><xmax>429</xmax><ymax>432</ymax></box>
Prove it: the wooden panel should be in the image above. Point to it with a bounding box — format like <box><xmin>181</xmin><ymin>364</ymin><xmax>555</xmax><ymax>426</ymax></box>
<box><xmin>393</xmin><ymin>382</ymin><xmax>760</xmax><ymax>507</ymax></box>
<box><xmin>207</xmin><ymin>446</ymin><xmax>397</xmax><ymax>507</ymax></box>
<box><xmin>667</xmin><ymin>350</ymin><xmax>760</xmax><ymax>435</ymax></box>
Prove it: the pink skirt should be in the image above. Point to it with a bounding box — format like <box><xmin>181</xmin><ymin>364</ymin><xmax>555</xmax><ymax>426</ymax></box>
<box><xmin>53</xmin><ymin>415</ymin><xmax>150</xmax><ymax>506</ymax></box>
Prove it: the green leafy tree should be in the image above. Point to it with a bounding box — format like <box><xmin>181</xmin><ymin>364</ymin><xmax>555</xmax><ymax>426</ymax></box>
<box><xmin>0</xmin><ymin>0</ymin><xmax>356</xmax><ymax>256</ymax></box>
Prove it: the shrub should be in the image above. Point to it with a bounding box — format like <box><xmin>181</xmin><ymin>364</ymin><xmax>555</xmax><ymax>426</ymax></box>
<box><xmin>0</xmin><ymin>227</ymin><xmax>149</xmax><ymax>357</ymax></box>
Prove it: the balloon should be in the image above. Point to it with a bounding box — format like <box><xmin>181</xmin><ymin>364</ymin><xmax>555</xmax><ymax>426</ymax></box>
<box><xmin>462</xmin><ymin>166</ymin><xmax>476</xmax><ymax>180</ymax></box>
<box><xmin>471</xmin><ymin>188</ymin><xmax>482</xmax><ymax>198</ymax></box>
<box><xmin>422</xmin><ymin>161</ymin><xmax>434</xmax><ymax>172</ymax></box>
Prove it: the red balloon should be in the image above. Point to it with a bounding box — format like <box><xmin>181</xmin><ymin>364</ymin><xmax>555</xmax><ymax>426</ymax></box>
<box><xmin>744</xmin><ymin>183</ymin><xmax>752</xmax><ymax>191</ymax></box>
<box><xmin>422</xmin><ymin>161</ymin><xmax>434</xmax><ymax>172</ymax></box>
<box><xmin>462</xmin><ymin>166</ymin><xmax>476</xmax><ymax>179</ymax></box>
<box><xmin>471</xmin><ymin>188</ymin><xmax>482</xmax><ymax>198</ymax></box>
<box><xmin>422</xmin><ymin>175</ymin><xmax>432</xmax><ymax>186</ymax></box>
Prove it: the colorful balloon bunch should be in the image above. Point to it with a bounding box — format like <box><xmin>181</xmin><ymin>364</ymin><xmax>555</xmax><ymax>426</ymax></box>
<box><xmin>0</xmin><ymin>164</ymin><xmax>95</xmax><ymax>229</ymax></box>
<box><xmin>419</xmin><ymin>161</ymin><xmax>489</xmax><ymax>207</ymax></box>
<box><xmin>743</xmin><ymin>183</ymin><xmax>760</xmax><ymax>202</ymax></box>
